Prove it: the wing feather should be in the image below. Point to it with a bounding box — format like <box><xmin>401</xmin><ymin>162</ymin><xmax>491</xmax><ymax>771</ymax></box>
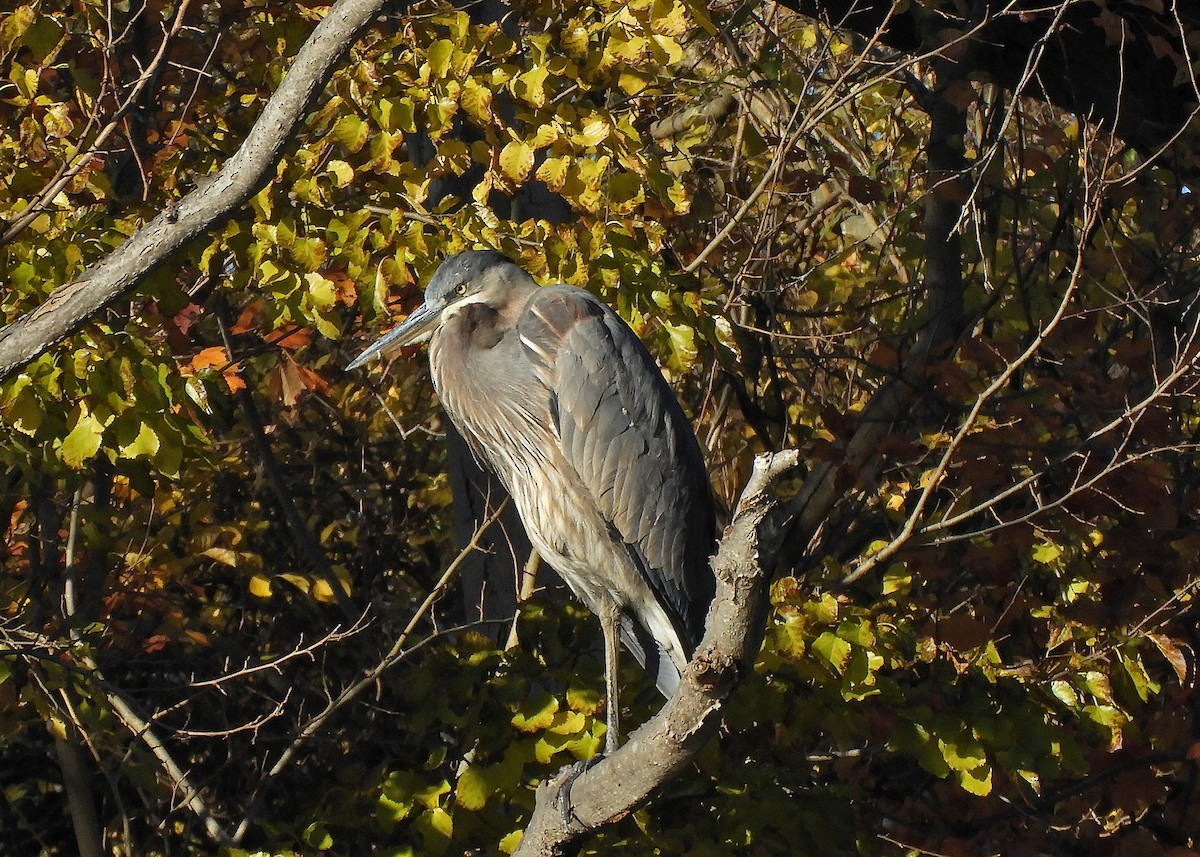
<box><xmin>517</xmin><ymin>285</ymin><xmax>716</xmax><ymax>653</ymax></box>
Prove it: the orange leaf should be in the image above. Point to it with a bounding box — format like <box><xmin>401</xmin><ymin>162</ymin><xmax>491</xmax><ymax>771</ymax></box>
<box><xmin>274</xmin><ymin>325</ymin><xmax>311</xmax><ymax>350</ymax></box>
<box><xmin>320</xmin><ymin>270</ymin><xmax>358</xmax><ymax>306</ymax></box>
<box><xmin>191</xmin><ymin>346</ymin><xmax>228</xmax><ymax>372</ymax></box>
<box><xmin>232</xmin><ymin>301</ymin><xmax>264</xmax><ymax>334</ymax></box>
<box><xmin>292</xmin><ymin>361</ymin><xmax>331</xmax><ymax>396</ymax></box>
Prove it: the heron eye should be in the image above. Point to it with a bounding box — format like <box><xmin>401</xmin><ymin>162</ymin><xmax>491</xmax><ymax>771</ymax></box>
<box><xmin>453</xmin><ymin>283</ymin><xmax>467</xmax><ymax>296</ymax></box>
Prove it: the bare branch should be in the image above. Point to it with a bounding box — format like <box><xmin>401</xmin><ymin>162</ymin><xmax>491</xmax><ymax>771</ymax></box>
<box><xmin>232</xmin><ymin>498</ymin><xmax>512</xmax><ymax>845</ymax></box>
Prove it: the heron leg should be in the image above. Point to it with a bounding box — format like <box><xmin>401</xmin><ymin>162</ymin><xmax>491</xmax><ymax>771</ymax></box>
<box><xmin>599</xmin><ymin>597</ymin><xmax>621</xmax><ymax>757</ymax></box>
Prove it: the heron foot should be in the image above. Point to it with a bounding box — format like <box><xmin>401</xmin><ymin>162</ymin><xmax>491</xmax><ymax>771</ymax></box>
<box><xmin>551</xmin><ymin>755</ymin><xmax>602</xmax><ymax>831</ymax></box>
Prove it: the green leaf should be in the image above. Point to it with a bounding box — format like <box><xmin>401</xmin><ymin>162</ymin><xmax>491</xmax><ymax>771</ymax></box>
<box><xmin>1119</xmin><ymin>651</ymin><xmax>1159</xmax><ymax>702</ymax></box>
<box><xmin>608</xmin><ymin>171</ymin><xmax>644</xmax><ymax>211</ymax></box>
<box><xmin>426</xmin><ymin>39</ymin><xmax>455</xmax><ymax>79</ymax></box>
<box><xmin>302</xmin><ymin>822</ymin><xmax>333</xmax><ymax>850</ymax></box>
<box><xmin>811</xmin><ymin>631</ymin><xmax>851</xmax><ymax>674</ymax></box>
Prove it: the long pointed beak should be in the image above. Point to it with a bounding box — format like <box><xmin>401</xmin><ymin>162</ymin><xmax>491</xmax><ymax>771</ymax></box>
<box><xmin>346</xmin><ymin>300</ymin><xmax>443</xmax><ymax>369</ymax></box>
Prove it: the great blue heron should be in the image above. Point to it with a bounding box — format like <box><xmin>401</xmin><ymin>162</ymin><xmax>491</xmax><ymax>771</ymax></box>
<box><xmin>349</xmin><ymin>250</ymin><xmax>716</xmax><ymax>755</ymax></box>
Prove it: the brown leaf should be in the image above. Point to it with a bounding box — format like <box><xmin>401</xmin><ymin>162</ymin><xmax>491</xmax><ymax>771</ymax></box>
<box><xmin>936</xmin><ymin>613</ymin><xmax>991</xmax><ymax>652</ymax></box>
<box><xmin>143</xmin><ymin>635</ymin><xmax>170</xmax><ymax>654</ymax></box>
<box><xmin>1146</xmin><ymin>633</ymin><xmax>1192</xmax><ymax>686</ymax></box>
<box><xmin>271</xmin><ymin>360</ymin><xmax>305</xmax><ymax>408</ymax></box>
<box><xmin>291</xmin><ymin>360</ymin><xmax>331</xmax><ymax>396</ymax></box>
<box><xmin>172</xmin><ymin>302</ymin><xmax>203</xmax><ymax>336</ymax></box>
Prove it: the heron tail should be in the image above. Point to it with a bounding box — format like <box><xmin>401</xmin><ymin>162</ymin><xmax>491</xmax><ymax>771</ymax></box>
<box><xmin>618</xmin><ymin>613</ymin><xmax>684</xmax><ymax>698</ymax></box>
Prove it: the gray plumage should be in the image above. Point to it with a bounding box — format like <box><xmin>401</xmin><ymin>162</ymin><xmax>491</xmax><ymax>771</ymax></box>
<box><xmin>349</xmin><ymin>250</ymin><xmax>716</xmax><ymax>748</ymax></box>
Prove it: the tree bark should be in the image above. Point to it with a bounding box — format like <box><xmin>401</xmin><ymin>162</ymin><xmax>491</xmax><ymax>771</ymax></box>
<box><xmin>0</xmin><ymin>0</ymin><xmax>397</xmax><ymax>381</ymax></box>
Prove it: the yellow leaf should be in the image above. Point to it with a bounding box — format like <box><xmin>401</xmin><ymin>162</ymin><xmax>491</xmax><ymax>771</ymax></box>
<box><xmin>609</xmin><ymin>34</ymin><xmax>647</xmax><ymax>62</ymax></box>
<box><xmin>305</xmin><ymin>271</ymin><xmax>337</xmax><ymax>309</ymax></box>
<box><xmin>248</xmin><ymin>574</ymin><xmax>273</xmax><ymax>598</ymax></box>
<box><xmin>561</xmin><ymin>21</ymin><xmax>589</xmax><ymax>59</ymax></box>
<box><xmin>498</xmin><ymin>830</ymin><xmax>523</xmax><ymax>854</ymax></box>
<box><xmin>650</xmin><ymin>0</ymin><xmax>689</xmax><ymax>37</ymax></box>
<box><xmin>203</xmin><ymin>547</ymin><xmax>240</xmax><ymax>567</ymax></box>
<box><xmin>956</xmin><ymin>763</ymin><xmax>993</xmax><ymax>796</ymax></box>
<box><xmin>326</xmin><ymin>159</ymin><xmax>354</xmax><ymax>187</ymax></box>
<box><xmin>460</xmin><ymin>77</ymin><xmax>492</xmax><ymax>123</ymax></box>
<box><xmin>513</xmin><ymin>66</ymin><xmax>550</xmax><ymax>107</ymax></box>
<box><xmin>667</xmin><ymin>180</ymin><xmax>690</xmax><ymax>213</ymax></box>
<box><xmin>618</xmin><ymin>70</ymin><xmax>650</xmax><ymax>95</ymax></box>
<box><xmin>330</xmin><ymin>115</ymin><xmax>368</xmax><ymax>151</ymax></box>
<box><xmin>118</xmin><ymin>421</ymin><xmax>160</xmax><ymax>460</ymax></box>
<box><xmin>498</xmin><ymin>140</ymin><xmax>534</xmax><ymax>183</ymax></box>
<box><xmin>536</xmin><ymin>156</ymin><xmax>569</xmax><ymax>190</ymax></box>
<box><xmin>512</xmin><ymin>693</ymin><xmax>559</xmax><ymax>732</ymax></box>
<box><xmin>530</xmin><ymin>123</ymin><xmax>559</xmax><ymax>148</ymax></box>
<box><xmin>574</xmin><ymin>116</ymin><xmax>609</xmax><ymax>147</ymax></box>
<box><xmin>428</xmin><ymin>806</ymin><xmax>453</xmax><ymax>839</ymax></box>
<box><xmin>311</xmin><ymin>578</ymin><xmax>338</xmax><ymax>603</ymax></box>
<box><xmin>455</xmin><ymin>765</ymin><xmax>490</xmax><ymax>811</ymax></box>
<box><xmin>60</xmin><ymin>410</ymin><xmax>104</xmax><ymax>468</ymax></box>
<box><xmin>44</xmin><ymin>103</ymin><xmax>74</xmax><ymax>139</ymax></box>
<box><xmin>650</xmin><ymin>34</ymin><xmax>684</xmax><ymax>64</ymax></box>
<box><xmin>279</xmin><ymin>573</ymin><xmax>311</xmax><ymax>593</ymax></box>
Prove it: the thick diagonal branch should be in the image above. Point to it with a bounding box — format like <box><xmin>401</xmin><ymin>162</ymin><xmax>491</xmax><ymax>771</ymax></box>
<box><xmin>0</xmin><ymin>0</ymin><xmax>394</xmax><ymax>380</ymax></box>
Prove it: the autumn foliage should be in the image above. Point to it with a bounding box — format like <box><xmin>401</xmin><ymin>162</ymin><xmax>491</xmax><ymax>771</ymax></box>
<box><xmin>1</xmin><ymin>0</ymin><xmax>1198</xmax><ymax>855</ymax></box>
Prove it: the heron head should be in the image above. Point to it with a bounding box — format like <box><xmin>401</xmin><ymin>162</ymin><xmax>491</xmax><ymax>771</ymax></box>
<box><xmin>347</xmin><ymin>250</ymin><xmax>532</xmax><ymax>369</ymax></box>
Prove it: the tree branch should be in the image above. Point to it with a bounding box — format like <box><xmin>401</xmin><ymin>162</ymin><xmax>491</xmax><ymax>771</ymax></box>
<box><xmin>0</xmin><ymin>0</ymin><xmax>395</xmax><ymax>380</ymax></box>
